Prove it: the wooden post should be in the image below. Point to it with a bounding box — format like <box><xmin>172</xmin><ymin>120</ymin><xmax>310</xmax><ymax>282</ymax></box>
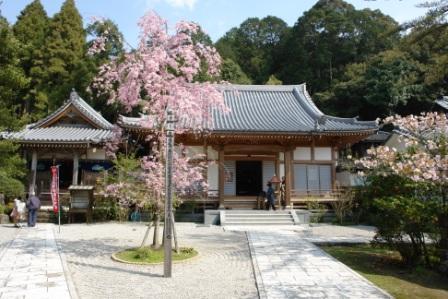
<box><xmin>331</xmin><ymin>145</ymin><xmax>337</xmax><ymax>191</ymax></box>
<box><xmin>72</xmin><ymin>152</ymin><xmax>79</xmax><ymax>185</ymax></box>
<box><xmin>29</xmin><ymin>150</ymin><xmax>38</xmax><ymax>194</ymax></box>
<box><xmin>284</xmin><ymin>149</ymin><xmax>292</xmax><ymax>208</ymax></box>
<box><xmin>218</xmin><ymin>146</ymin><xmax>225</xmax><ymax>209</ymax></box>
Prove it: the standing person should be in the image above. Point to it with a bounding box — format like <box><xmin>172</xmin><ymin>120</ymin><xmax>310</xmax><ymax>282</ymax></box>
<box><xmin>266</xmin><ymin>182</ymin><xmax>276</xmax><ymax>211</ymax></box>
<box><xmin>280</xmin><ymin>176</ymin><xmax>286</xmax><ymax>209</ymax></box>
<box><xmin>27</xmin><ymin>192</ymin><xmax>41</xmax><ymax>227</ymax></box>
<box><xmin>12</xmin><ymin>197</ymin><xmax>26</xmax><ymax>228</ymax></box>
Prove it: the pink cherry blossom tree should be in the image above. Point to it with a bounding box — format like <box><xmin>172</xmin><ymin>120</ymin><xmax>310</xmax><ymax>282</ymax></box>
<box><xmin>358</xmin><ymin>112</ymin><xmax>448</xmax><ymax>263</ymax></box>
<box><xmin>92</xmin><ymin>11</ymin><xmax>226</xmax><ymax>248</ymax></box>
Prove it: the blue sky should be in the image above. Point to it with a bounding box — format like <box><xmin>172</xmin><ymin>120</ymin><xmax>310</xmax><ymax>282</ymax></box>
<box><xmin>2</xmin><ymin>0</ymin><xmax>426</xmax><ymax>47</ymax></box>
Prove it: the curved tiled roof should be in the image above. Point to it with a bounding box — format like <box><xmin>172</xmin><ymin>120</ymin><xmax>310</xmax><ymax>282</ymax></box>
<box><xmin>31</xmin><ymin>90</ymin><xmax>113</xmax><ymax>130</ymax></box>
<box><xmin>435</xmin><ymin>96</ymin><xmax>448</xmax><ymax>110</ymax></box>
<box><xmin>5</xmin><ymin>126</ymin><xmax>113</xmax><ymax>143</ymax></box>
<box><xmin>119</xmin><ymin>84</ymin><xmax>377</xmax><ymax>134</ymax></box>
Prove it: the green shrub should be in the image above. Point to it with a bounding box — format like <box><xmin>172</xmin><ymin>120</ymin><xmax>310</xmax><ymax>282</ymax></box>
<box><xmin>134</xmin><ymin>247</ymin><xmax>152</xmax><ymax>259</ymax></box>
<box><xmin>0</xmin><ymin>204</ymin><xmax>4</xmax><ymax>215</ymax></box>
<box><xmin>180</xmin><ymin>247</ymin><xmax>194</xmax><ymax>254</ymax></box>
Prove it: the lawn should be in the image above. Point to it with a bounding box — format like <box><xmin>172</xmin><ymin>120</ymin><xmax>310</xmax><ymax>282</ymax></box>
<box><xmin>114</xmin><ymin>246</ymin><xmax>198</xmax><ymax>264</ymax></box>
<box><xmin>321</xmin><ymin>244</ymin><xmax>448</xmax><ymax>299</ymax></box>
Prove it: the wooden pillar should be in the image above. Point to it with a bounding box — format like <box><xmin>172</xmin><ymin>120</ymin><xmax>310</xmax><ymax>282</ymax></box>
<box><xmin>72</xmin><ymin>152</ymin><xmax>79</xmax><ymax>185</ymax></box>
<box><xmin>218</xmin><ymin>146</ymin><xmax>225</xmax><ymax>209</ymax></box>
<box><xmin>203</xmin><ymin>144</ymin><xmax>208</xmax><ymax>199</ymax></box>
<box><xmin>275</xmin><ymin>153</ymin><xmax>280</xmax><ymax>179</ymax></box>
<box><xmin>331</xmin><ymin>145</ymin><xmax>337</xmax><ymax>191</ymax></box>
<box><xmin>29</xmin><ymin>150</ymin><xmax>38</xmax><ymax>194</ymax></box>
<box><xmin>284</xmin><ymin>149</ymin><xmax>292</xmax><ymax>208</ymax></box>
<box><xmin>311</xmin><ymin>138</ymin><xmax>315</xmax><ymax>161</ymax></box>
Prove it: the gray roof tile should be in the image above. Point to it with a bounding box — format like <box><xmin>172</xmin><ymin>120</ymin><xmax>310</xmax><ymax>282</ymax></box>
<box><xmin>119</xmin><ymin>84</ymin><xmax>377</xmax><ymax>134</ymax></box>
<box><xmin>5</xmin><ymin>127</ymin><xmax>113</xmax><ymax>143</ymax></box>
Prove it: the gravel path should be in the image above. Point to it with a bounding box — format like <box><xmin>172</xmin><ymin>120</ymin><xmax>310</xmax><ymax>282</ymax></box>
<box><xmin>55</xmin><ymin>223</ymin><xmax>258</xmax><ymax>299</ymax></box>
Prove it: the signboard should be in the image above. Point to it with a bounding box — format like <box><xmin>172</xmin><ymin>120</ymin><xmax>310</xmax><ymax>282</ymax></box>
<box><xmin>50</xmin><ymin>166</ymin><xmax>59</xmax><ymax>214</ymax></box>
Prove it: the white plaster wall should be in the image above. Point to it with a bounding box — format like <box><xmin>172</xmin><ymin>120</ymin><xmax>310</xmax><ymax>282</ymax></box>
<box><xmin>86</xmin><ymin>148</ymin><xmax>106</xmax><ymax>160</ymax></box>
<box><xmin>207</xmin><ymin>146</ymin><xmax>218</xmax><ymax>160</ymax></box>
<box><xmin>279</xmin><ymin>163</ymin><xmax>285</xmax><ymax>178</ymax></box>
<box><xmin>385</xmin><ymin>133</ymin><xmax>407</xmax><ymax>152</ymax></box>
<box><xmin>185</xmin><ymin>146</ymin><xmax>204</xmax><ymax>159</ymax></box>
<box><xmin>294</xmin><ymin>147</ymin><xmax>311</xmax><ymax>160</ymax></box>
<box><xmin>279</xmin><ymin>152</ymin><xmax>284</xmax><ymax>161</ymax></box>
<box><xmin>207</xmin><ymin>163</ymin><xmax>218</xmax><ymax>191</ymax></box>
<box><xmin>314</xmin><ymin>147</ymin><xmax>332</xmax><ymax>160</ymax></box>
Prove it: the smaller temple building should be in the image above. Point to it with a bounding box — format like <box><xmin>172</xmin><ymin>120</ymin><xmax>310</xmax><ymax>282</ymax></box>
<box><xmin>3</xmin><ymin>90</ymin><xmax>114</xmax><ymax>203</ymax></box>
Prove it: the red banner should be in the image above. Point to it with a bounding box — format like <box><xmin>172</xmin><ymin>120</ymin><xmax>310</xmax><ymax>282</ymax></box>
<box><xmin>50</xmin><ymin>166</ymin><xmax>59</xmax><ymax>214</ymax></box>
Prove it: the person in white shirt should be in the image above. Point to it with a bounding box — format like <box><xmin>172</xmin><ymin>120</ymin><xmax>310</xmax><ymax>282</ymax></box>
<box><xmin>12</xmin><ymin>196</ymin><xmax>26</xmax><ymax>228</ymax></box>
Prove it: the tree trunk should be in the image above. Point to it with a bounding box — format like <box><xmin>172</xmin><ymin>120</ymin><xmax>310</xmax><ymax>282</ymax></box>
<box><xmin>171</xmin><ymin>211</ymin><xmax>179</xmax><ymax>253</ymax></box>
<box><xmin>439</xmin><ymin>187</ymin><xmax>448</xmax><ymax>261</ymax></box>
<box><xmin>140</xmin><ymin>221</ymin><xmax>153</xmax><ymax>248</ymax></box>
<box><xmin>153</xmin><ymin>212</ymin><xmax>161</xmax><ymax>248</ymax></box>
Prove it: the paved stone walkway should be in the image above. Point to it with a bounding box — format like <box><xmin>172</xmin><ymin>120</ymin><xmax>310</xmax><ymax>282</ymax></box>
<box><xmin>248</xmin><ymin>230</ymin><xmax>392</xmax><ymax>299</ymax></box>
<box><xmin>0</xmin><ymin>224</ymin><xmax>72</xmax><ymax>299</ymax></box>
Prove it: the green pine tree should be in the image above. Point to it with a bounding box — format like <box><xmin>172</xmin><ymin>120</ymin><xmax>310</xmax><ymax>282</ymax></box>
<box><xmin>13</xmin><ymin>0</ymin><xmax>49</xmax><ymax>119</ymax></box>
<box><xmin>45</xmin><ymin>0</ymin><xmax>86</xmax><ymax>109</ymax></box>
<box><xmin>0</xmin><ymin>17</ymin><xmax>27</xmax><ymax>198</ymax></box>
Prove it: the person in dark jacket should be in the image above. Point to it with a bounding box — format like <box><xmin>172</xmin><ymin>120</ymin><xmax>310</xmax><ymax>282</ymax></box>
<box><xmin>27</xmin><ymin>192</ymin><xmax>41</xmax><ymax>227</ymax></box>
<box><xmin>266</xmin><ymin>182</ymin><xmax>276</xmax><ymax>211</ymax></box>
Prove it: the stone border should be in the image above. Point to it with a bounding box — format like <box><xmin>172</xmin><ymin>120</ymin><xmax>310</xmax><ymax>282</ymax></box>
<box><xmin>111</xmin><ymin>248</ymin><xmax>199</xmax><ymax>266</ymax></box>
<box><xmin>246</xmin><ymin>231</ymin><xmax>267</xmax><ymax>299</ymax></box>
<box><xmin>53</xmin><ymin>225</ymin><xmax>80</xmax><ymax>299</ymax></box>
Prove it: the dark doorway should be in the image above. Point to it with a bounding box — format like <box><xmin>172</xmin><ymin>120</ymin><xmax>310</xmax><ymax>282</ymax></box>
<box><xmin>57</xmin><ymin>160</ymin><xmax>74</xmax><ymax>189</ymax></box>
<box><xmin>236</xmin><ymin>161</ymin><xmax>262</xmax><ymax>196</ymax></box>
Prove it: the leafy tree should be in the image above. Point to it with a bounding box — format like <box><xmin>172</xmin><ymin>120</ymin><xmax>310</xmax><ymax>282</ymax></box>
<box><xmin>44</xmin><ymin>0</ymin><xmax>87</xmax><ymax>109</ymax></box>
<box><xmin>265</xmin><ymin>74</ymin><xmax>282</xmax><ymax>85</ymax></box>
<box><xmin>359</xmin><ymin>113</ymin><xmax>448</xmax><ymax>269</ymax></box>
<box><xmin>216</xmin><ymin>16</ymin><xmax>289</xmax><ymax>83</ymax></box>
<box><xmin>320</xmin><ymin>49</ymin><xmax>423</xmax><ymax>120</ymax></box>
<box><xmin>279</xmin><ymin>0</ymin><xmax>399</xmax><ymax>93</ymax></box>
<box><xmin>220</xmin><ymin>58</ymin><xmax>252</xmax><ymax>84</ymax></box>
<box><xmin>0</xmin><ymin>17</ymin><xmax>27</xmax><ymax>198</ymax></box>
<box><xmin>13</xmin><ymin>0</ymin><xmax>49</xmax><ymax>119</ymax></box>
<box><xmin>86</xmin><ymin>18</ymin><xmax>125</xmax><ymax>122</ymax></box>
<box><xmin>94</xmin><ymin>11</ymin><xmax>225</xmax><ymax>248</ymax></box>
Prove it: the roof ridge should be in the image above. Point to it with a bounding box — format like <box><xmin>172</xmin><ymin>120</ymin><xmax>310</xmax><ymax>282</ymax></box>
<box><xmin>31</xmin><ymin>89</ymin><xmax>113</xmax><ymax>130</ymax></box>
<box><xmin>216</xmin><ymin>84</ymin><xmax>305</xmax><ymax>92</ymax></box>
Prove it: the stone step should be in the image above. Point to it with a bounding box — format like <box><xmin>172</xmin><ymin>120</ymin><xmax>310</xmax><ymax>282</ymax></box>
<box><xmin>221</xmin><ymin>210</ymin><xmax>296</xmax><ymax>226</ymax></box>
<box><xmin>226</xmin><ymin>216</ymin><xmax>293</xmax><ymax>220</ymax></box>
<box><xmin>226</xmin><ymin>214</ymin><xmax>292</xmax><ymax>217</ymax></box>
<box><xmin>224</xmin><ymin>221</ymin><xmax>294</xmax><ymax>225</ymax></box>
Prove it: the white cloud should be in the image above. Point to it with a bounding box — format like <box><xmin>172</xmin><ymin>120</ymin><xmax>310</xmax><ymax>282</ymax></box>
<box><xmin>146</xmin><ymin>0</ymin><xmax>198</xmax><ymax>10</ymax></box>
<box><xmin>166</xmin><ymin>0</ymin><xmax>198</xmax><ymax>9</ymax></box>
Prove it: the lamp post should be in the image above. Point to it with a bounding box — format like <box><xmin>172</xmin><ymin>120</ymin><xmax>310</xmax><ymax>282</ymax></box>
<box><xmin>164</xmin><ymin>109</ymin><xmax>175</xmax><ymax>278</ymax></box>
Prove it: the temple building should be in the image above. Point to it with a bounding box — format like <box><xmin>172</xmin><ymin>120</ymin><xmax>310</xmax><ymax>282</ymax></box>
<box><xmin>119</xmin><ymin>84</ymin><xmax>378</xmax><ymax>209</ymax></box>
<box><xmin>3</xmin><ymin>90</ymin><xmax>114</xmax><ymax>199</ymax></box>
<box><xmin>4</xmin><ymin>84</ymin><xmax>377</xmax><ymax>210</ymax></box>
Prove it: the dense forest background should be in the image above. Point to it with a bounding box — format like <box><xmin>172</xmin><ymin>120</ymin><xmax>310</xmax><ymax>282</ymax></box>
<box><xmin>1</xmin><ymin>0</ymin><xmax>447</xmax><ymax>197</ymax></box>
<box><xmin>1</xmin><ymin>0</ymin><xmax>448</xmax><ymax>128</ymax></box>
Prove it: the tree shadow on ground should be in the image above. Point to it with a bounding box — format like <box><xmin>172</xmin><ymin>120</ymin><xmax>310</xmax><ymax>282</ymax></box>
<box><xmin>67</xmin><ymin>260</ymin><xmax>163</xmax><ymax>278</ymax></box>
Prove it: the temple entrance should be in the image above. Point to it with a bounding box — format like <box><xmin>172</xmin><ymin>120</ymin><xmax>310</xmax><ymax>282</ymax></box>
<box><xmin>56</xmin><ymin>160</ymin><xmax>74</xmax><ymax>189</ymax></box>
<box><xmin>235</xmin><ymin>161</ymin><xmax>262</xmax><ymax>196</ymax></box>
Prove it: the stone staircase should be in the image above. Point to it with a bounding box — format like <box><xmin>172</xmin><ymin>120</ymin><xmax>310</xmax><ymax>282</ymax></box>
<box><xmin>221</xmin><ymin>210</ymin><xmax>300</xmax><ymax>226</ymax></box>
